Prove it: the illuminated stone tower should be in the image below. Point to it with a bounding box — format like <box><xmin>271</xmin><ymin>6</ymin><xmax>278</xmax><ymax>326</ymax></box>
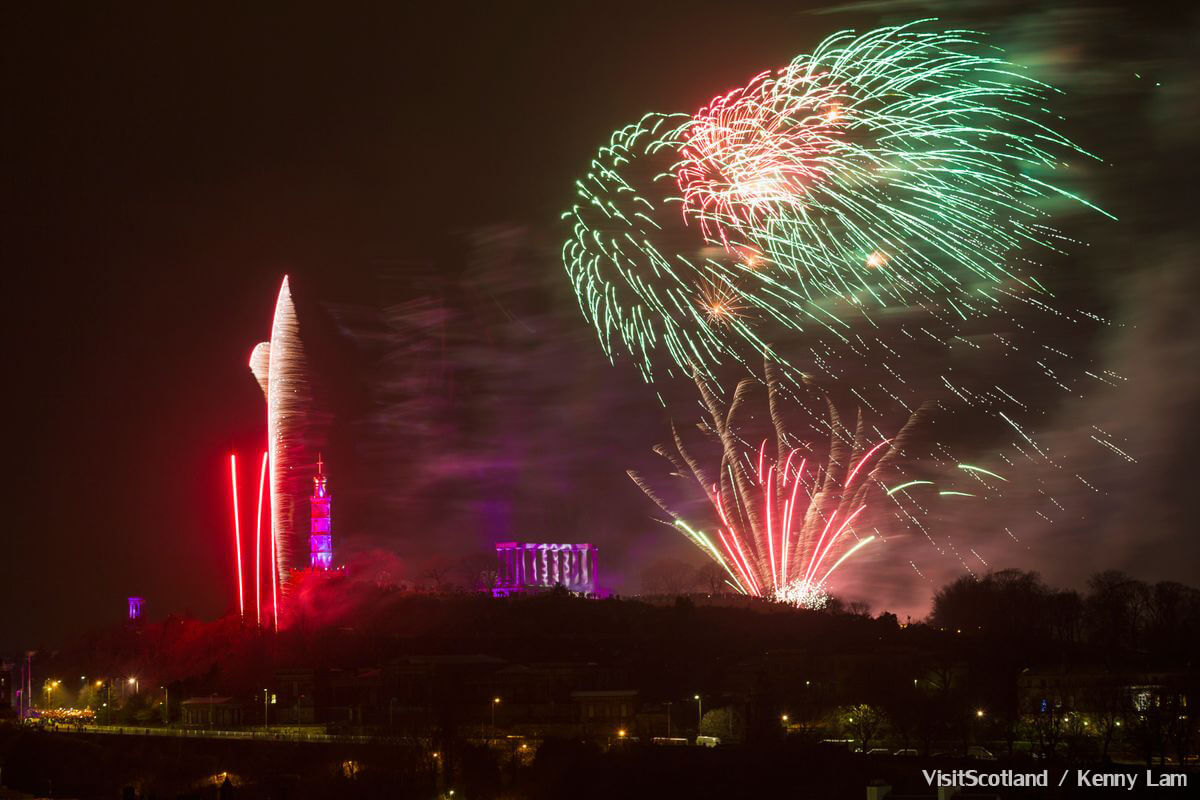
<box><xmin>309</xmin><ymin>455</ymin><xmax>333</xmax><ymax>569</ymax></box>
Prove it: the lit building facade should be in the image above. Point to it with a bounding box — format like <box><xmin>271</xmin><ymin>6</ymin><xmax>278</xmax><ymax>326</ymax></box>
<box><xmin>310</xmin><ymin>455</ymin><xmax>333</xmax><ymax>569</ymax></box>
<box><xmin>493</xmin><ymin>542</ymin><xmax>599</xmax><ymax>597</ymax></box>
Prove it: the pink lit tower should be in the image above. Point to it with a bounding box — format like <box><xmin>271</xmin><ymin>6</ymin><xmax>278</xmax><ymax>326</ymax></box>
<box><xmin>309</xmin><ymin>454</ymin><xmax>333</xmax><ymax>569</ymax></box>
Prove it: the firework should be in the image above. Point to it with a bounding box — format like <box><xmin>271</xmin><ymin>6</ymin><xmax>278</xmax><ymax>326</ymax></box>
<box><xmin>563</xmin><ymin>113</ymin><xmax>761</xmax><ymax>384</ymax></box>
<box><xmin>249</xmin><ymin>276</ymin><xmax>308</xmax><ymax>612</ymax></box>
<box><xmin>563</xmin><ymin>22</ymin><xmax>1106</xmax><ymax>385</ymax></box>
<box><xmin>629</xmin><ymin>365</ymin><xmax>928</xmax><ymax>606</ymax></box>
<box><xmin>254</xmin><ymin>450</ymin><xmax>268</xmax><ymax>627</ymax></box>
<box><xmin>229</xmin><ymin>454</ymin><xmax>245</xmax><ymax>618</ymax></box>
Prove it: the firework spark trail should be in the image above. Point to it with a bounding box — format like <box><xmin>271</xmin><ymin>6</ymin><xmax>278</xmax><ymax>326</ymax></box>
<box><xmin>563</xmin><ymin>22</ymin><xmax>1108</xmax><ymax>387</ymax></box>
<box><xmin>254</xmin><ymin>451</ymin><xmax>268</xmax><ymax>627</ymax></box>
<box><xmin>630</xmin><ymin>365</ymin><xmax>931</xmax><ymax>607</ymax></box>
<box><xmin>270</xmin><ymin>511</ymin><xmax>278</xmax><ymax>632</ymax></box>
<box><xmin>249</xmin><ymin>276</ymin><xmax>309</xmax><ymax>610</ymax></box>
<box><xmin>229</xmin><ymin>454</ymin><xmax>244</xmax><ymax>618</ymax></box>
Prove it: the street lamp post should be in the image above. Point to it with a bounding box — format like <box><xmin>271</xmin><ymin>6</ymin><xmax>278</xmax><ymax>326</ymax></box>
<box><xmin>666</xmin><ymin>702</ymin><xmax>672</xmax><ymax>738</ymax></box>
<box><xmin>694</xmin><ymin>694</ymin><xmax>702</xmax><ymax>736</ymax></box>
<box><xmin>160</xmin><ymin>686</ymin><xmax>168</xmax><ymax>725</ymax></box>
<box><xmin>491</xmin><ymin>696</ymin><xmax>501</xmax><ymax>739</ymax></box>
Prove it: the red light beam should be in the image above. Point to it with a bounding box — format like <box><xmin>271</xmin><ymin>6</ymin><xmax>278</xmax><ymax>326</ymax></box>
<box><xmin>254</xmin><ymin>451</ymin><xmax>267</xmax><ymax>627</ymax></box>
<box><xmin>229</xmin><ymin>454</ymin><xmax>245</xmax><ymax>619</ymax></box>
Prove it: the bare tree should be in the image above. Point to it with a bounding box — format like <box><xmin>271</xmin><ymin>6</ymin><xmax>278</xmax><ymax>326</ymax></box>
<box><xmin>841</xmin><ymin>704</ymin><xmax>886</xmax><ymax>752</ymax></box>
<box><xmin>422</xmin><ymin>560</ymin><xmax>454</xmax><ymax>592</ymax></box>
<box><xmin>456</xmin><ymin>554</ymin><xmax>499</xmax><ymax>593</ymax></box>
<box><xmin>640</xmin><ymin>558</ymin><xmax>699</xmax><ymax>595</ymax></box>
<box><xmin>696</xmin><ymin>562</ymin><xmax>727</xmax><ymax>595</ymax></box>
<box><xmin>1026</xmin><ymin>695</ymin><xmax>1068</xmax><ymax>760</ymax></box>
<box><xmin>845</xmin><ymin>600</ymin><xmax>872</xmax><ymax>617</ymax></box>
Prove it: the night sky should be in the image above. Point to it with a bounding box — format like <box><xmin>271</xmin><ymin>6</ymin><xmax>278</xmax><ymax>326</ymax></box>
<box><xmin>4</xmin><ymin>1</ymin><xmax>1198</xmax><ymax>651</ymax></box>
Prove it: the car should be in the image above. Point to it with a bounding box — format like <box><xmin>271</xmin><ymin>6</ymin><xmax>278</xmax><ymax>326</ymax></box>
<box><xmin>819</xmin><ymin>739</ymin><xmax>856</xmax><ymax>751</ymax></box>
<box><xmin>894</xmin><ymin>749</ymin><xmax>919</xmax><ymax>757</ymax></box>
<box><xmin>967</xmin><ymin>746</ymin><xmax>997</xmax><ymax>761</ymax></box>
<box><xmin>867</xmin><ymin>748</ymin><xmax>891</xmax><ymax>755</ymax></box>
<box><xmin>696</xmin><ymin>735</ymin><xmax>721</xmax><ymax>747</ymax></box>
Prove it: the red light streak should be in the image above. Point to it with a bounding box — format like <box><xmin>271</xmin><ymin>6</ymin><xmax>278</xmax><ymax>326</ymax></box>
<box><xmin>781</xmin><ymin>448</ymin><xmax>800</xmax><ymax>484</ymax></box>
<box><xmin>714</xmin><ymin>488</ymin><xmax>761</xmax><ymax>596</ymax></box>
<box><xmin>725</xmin><ymin>527</ymin><xmax>761</xmax><ymax>597</ymax></box>
<box><xmin>764</xmin><ymin>466</ymin><xmax>778</xmax><ymax>589</ymax></box>
<box><xmin>802</xmin><ymin>509</ymin><xmax>841</xmax><ymax>587</ymax></box>
<box><xmin>254</xmin><ymin>451</ymin><xmax>267</xmax><ymax>627</ymax></box>
<box><xmin>806</xmin><ymin>504</ymin><xmax>866</xmax><ymax>585</ymax></box>
<box><xmin>845</xmin><ymin>439</ymin><xmax>889</xmax><ymax>488</ymax></box>
<box><xmin>780</xmin><ymin>460</ymin><xmax>804</xmax><ymax>585</ymax></box>
<box><xmin>229</xmin><ymin>454</ymin><xmax>244</xmax><ymax>618</ymax></box>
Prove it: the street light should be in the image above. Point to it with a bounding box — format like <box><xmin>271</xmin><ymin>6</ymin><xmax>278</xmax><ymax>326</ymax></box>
<box><xmin>128</xmin><ymin>677</ymin><xmax>139</xmax><ymax>694</ymax></box>
<box><xmin>976</xmin><ymin>709</ymin><xmax>984</xmax><ymax>718</ymax></box>
<box><xmin>101</xmin><ymin>681</ymin><xmax>111</xmax><ymax>724</ymax></box>
<box><xmin>694</xmin><ymin>694</ymin><xmax>702</xmax><ymax>734</ymax></box>
<box><xmin>491</xmin><ymin>696</ymin><xmax>501</xmax><ymax>737</ymax></box>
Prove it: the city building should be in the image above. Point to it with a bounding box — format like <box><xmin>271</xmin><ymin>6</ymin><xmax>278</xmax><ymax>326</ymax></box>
<box><xmin>1017</xmin><ymin>665</ymin><xmax>1196</xmax><ymax>715</ymax></box>
<box><xmin>180</xmin><ymin>697</ymin><xmax>244</xmax><ymax>728</ymax></box>
<box><xmin>0</xmin><ymin>659</ymin><xmax>12</xmax><ymax>717</ymax></box>
<box><xmin>309</xmin><ymin>455</ymin><xmax>333</xmax><ymax>569</ymax></box>
<box><xmin>573</xmin><ymin>689</ymin><xmax>638</xmax><ymax>737</ymax></box>
<box><xmin>493</xmin><ymin>542</ymin><xmax>599</xmax><ymax>597</ymax></box>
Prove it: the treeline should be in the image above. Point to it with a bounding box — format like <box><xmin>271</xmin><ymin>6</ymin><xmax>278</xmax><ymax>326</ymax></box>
<box><xmin>23</xmin><ymin>566</ymin><xmax>1200</xmax><ymax>768</ymax></box>
<box><xmin>930</xmin><ymin>568</ymin><xmax>1200</xmax><ymax>663</ymax></box>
